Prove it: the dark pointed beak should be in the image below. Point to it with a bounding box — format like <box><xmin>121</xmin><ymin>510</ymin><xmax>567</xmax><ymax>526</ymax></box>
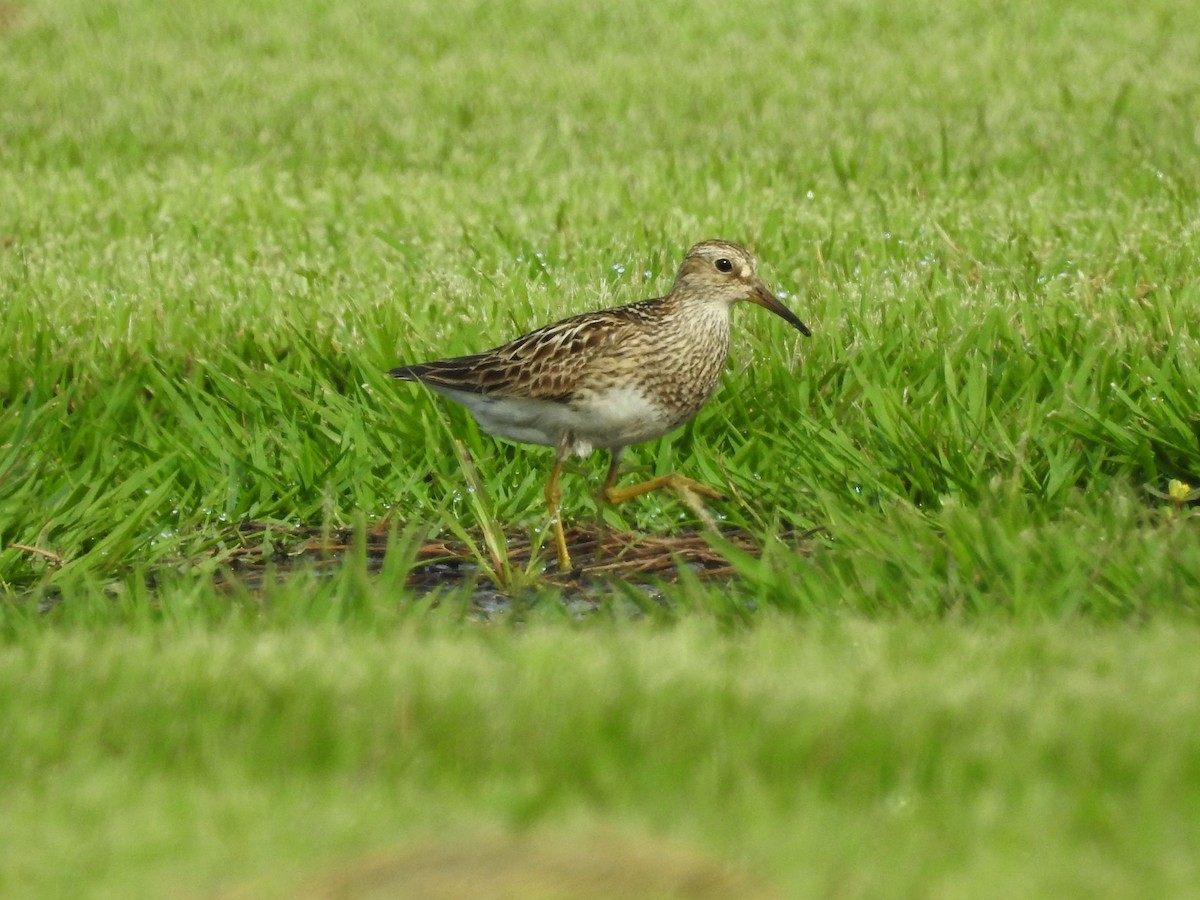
<box><xmin>748</xmin><ymin>283</ymin><xmax>811</xmax><ymax>336</ymax></box>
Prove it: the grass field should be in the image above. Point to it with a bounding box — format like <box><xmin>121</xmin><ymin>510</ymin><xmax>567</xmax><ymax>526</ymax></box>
<box><xmin>2</xmin><ymin>0</ymin><xmax>1200</xmax><ymax>896</ymax></box>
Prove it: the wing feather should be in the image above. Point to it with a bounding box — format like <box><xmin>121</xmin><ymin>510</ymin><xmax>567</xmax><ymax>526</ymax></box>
<box><xmin>390</xmin><ymin>301</ymin><xmax>659</xmax><ymax>402</ymax></box>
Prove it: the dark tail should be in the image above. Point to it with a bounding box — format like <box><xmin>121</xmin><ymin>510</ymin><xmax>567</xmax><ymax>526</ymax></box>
<box><xmin>388</xmin><ymin>364</ymin><xmax>424</xmax><ymax>382</ymax></box>
<box><xmin>388</xmin><ymin>356</ymin><xmax>489</xmax><ymax>392</ymax></box>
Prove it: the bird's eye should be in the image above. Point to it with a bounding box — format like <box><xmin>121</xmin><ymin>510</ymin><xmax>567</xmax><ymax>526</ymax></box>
<box><xmin>714</xmin><ymin>258</ymin><xmax>733</xmax><ymax>273</ymax></box>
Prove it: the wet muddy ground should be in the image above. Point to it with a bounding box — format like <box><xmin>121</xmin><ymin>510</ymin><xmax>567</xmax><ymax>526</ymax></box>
<box><xmin>214</xmin><ymin>522</ymin><xmax>821</xmax><ymax>614</ymax></box>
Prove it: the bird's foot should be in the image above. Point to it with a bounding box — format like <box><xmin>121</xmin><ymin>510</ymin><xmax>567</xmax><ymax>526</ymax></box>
<box><xmin>603</xmin><ymin>473</ymin><xmax>725</xmax><ymax>531</ymax></box>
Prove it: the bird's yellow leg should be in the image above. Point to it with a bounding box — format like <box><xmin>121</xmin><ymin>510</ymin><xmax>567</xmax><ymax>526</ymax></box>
<box><xmin>544</xmin><ymin>448</ymin><xmax>572</xmax><ymax>572</ymax></box>
<box><xmin>603</xmin><ymin>473</ymin><xmax>725</xmax><ymax>505</ymax></box>
<box><xmin>600</xmin><ymin>450</ymin><xmax>724</xmax><ymax>528</ymax></box>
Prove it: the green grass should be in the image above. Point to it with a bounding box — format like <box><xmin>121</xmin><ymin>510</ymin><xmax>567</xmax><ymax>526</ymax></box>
<box><xmin>4</xmin><ymin>620</ymin><xmax>1200</xmax><ymax>898</ymax></box>
<box><xmin>2</xmin><ymin>0</ymin><xmax>1200</xmax><ymax>895</ymax></box>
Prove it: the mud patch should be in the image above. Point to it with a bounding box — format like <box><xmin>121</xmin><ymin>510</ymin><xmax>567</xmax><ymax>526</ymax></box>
<box><xmin>212</xmin><ymin>521</ymin><xmax>819</xmax><ymax>613</ymax></box>
<box><xmin>219</xmin><ymin>829</ymin><xmax>780</xmax><ymax>900</ymax></box>
<box><xmin>0</xmin><ymin>2</ymin><xmax>22</xmax><ymax>32</ymax></box>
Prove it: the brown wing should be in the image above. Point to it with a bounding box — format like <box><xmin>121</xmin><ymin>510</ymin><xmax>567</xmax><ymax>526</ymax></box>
<box><xmin>390</xmin><ymin>300</ymin><xmax>661</xmax><ymax>402</ymax></box>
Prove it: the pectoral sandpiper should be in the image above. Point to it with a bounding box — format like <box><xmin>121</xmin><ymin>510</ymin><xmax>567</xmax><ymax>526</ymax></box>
<box><xmin>390</xmin><ymin>239</ymin><xmax>810</xmax><ymax>571</ymax></box>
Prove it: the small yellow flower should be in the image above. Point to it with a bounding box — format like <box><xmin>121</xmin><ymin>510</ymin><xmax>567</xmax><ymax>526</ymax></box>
<box><xmin>1146</xmin><ymin>479</ymin><xmax>1200</xmax><ymax>510</ymax></box>
<box><xmin>1168</xmin><ymin>479</ymin><xmax>1194</xmax><ymax>504</ymax></box>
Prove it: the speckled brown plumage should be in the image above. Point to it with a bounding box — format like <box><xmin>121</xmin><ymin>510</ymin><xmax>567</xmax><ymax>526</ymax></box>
<box><xmin>390</xmin><ymin>239</ymin><xmax>810</xmax><ymax>571</ymax></box>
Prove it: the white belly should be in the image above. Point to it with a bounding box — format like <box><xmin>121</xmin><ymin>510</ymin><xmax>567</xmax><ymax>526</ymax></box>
<box><xmin>568</xmin><ymin>385</ymin><xmax>678</xmax><ymax>451</ymax></box>
<box><xmin>425</xmin><ymin>384</ymin><xmax>685</xmax><ymax>456</ymax></box>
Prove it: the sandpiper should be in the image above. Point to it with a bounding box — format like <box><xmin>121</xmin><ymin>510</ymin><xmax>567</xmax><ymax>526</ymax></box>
<box><xmin>391</xmin><ymin>239</ymin><xmax>811</xmax><ymax>571</ymax></box>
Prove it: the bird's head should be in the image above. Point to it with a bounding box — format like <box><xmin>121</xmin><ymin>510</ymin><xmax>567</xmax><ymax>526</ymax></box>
<box><xmin>672</xmin><ymin>239</ymin><xmax>811</xmax><ymax>336</ymax></box>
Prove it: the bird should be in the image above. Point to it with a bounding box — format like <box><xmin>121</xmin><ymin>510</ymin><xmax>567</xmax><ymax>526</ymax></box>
<box><xmin>390</xmin><ymin>239</ymin><xmax>811</xmax><ymax>572</ymax></box>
